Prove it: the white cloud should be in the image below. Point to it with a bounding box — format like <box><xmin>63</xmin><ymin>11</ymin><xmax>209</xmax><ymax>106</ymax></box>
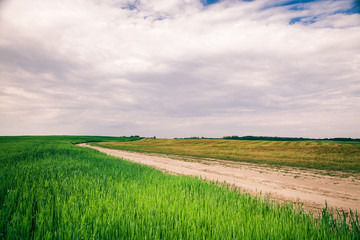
<box><xmin>0</xmin><ymin>0</ymin><xmax>359</xmax><ymax>138</ymax></box>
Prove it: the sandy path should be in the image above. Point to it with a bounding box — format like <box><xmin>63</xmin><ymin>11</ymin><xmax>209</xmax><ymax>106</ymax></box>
<box><xmin>78</xmin><ymin>143</ymin><xmax>360</xmax><ymax>213</ymax></box>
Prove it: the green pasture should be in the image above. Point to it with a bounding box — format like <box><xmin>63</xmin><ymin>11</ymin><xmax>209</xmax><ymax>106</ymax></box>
<box><xmin>0</xmin><ymin>136</ymin><xmax>359</xmax><ymax>239</ymax></box>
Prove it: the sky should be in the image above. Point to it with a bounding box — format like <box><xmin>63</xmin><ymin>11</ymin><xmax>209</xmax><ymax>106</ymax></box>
<box><xmin>0</xmin><ymin>0</ymin><xmax>359</xmax><ymax>138</ymax></box>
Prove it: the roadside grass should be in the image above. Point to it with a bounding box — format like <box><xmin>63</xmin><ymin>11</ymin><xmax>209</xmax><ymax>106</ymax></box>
<box><xmin>94</xmin><ymin>139</ymin><xmax>360</xmax><ymax>173</ymax></box>
<box><xmin>1</xmin><ymin>136</ymin><xmax>359</xmax><ymax>239</ymax></box>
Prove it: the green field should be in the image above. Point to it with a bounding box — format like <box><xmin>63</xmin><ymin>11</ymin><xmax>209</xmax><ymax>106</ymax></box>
<box><xmin>95</xmin><ymin>139</ymin><xmax>360</xmax><ymax>173</ymax></box>
<box><xmin>1</xmin><ymin>136</ymin><xmax>359</xmax><ymax>239</ymax></box>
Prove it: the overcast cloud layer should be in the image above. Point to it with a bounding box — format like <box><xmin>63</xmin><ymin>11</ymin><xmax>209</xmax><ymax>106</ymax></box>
<box><xmin>1</xmin><ymin>0</ymin><xmax>360</xmax><ymax>138</ymax></box>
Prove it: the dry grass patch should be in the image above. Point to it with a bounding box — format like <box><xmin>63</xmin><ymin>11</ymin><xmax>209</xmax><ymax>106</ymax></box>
<box><xmin>94</xmin><ymin>139</ymin><xmax>360</xmax><ymax>173</ymax></box>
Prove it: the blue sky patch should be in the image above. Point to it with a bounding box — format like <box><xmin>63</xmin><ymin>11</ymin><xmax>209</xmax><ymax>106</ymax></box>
<box><xmin>341</xmin><ymin>1</ymin><xmax>360</xmax><ymax>14</ymax></box>
<box><xmin>261</xmin><ymin>0</ymin><xmax>360</xmax><ymax>26</ymax></box>
<box><xmin>201</xmin><ymin>0</ymin><xmax>255</xmax><ymax>6</ymax></box>
<box><xmin>262</xmin><ymin>0</ymin><xmax>318</xmax><ymax>10</ymax></box>
<box><xmin>289</xmin><ymin>16</ymin><xmax>318</xmax><ymax>25</ymax></box>
<box><xmin>201</xmin><ymin>0</ymin><xmax>221</xmax><ymax>6</ymax></box>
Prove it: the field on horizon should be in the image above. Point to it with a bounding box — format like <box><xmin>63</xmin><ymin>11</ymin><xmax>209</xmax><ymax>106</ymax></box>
<box><xmin>1</xmin><ymin>136</ymin><xmax>359</xmax><ymax>239</ymax></box>
<box><xmin>95</xmin><ymin>138</ymin><xmax>360</xmax><ymax>173</ymax></box>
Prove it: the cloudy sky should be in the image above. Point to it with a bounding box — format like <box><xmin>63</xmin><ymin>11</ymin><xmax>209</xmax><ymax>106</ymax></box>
<box><xmin>1</xmin><ymin>0</ymin><xmax>359</xmax><ymax>138</ymax></box>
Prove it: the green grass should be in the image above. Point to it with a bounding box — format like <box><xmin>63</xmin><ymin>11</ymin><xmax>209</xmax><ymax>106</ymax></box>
<box><xmin>0</xmin><ymin>136</ymin><xmax>359</xmax><ymax>239</ymax></box>
<box><xmin>94</xmin><ymin>139</ymin><xmax>360</xmax><ymax>173</ymax></box>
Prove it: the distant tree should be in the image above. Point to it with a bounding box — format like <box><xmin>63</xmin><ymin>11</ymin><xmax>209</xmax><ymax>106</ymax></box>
<box><xmin>222</xmin><ymin>136</ymin><xmax>360</xmax><ymax>142</ymax></box>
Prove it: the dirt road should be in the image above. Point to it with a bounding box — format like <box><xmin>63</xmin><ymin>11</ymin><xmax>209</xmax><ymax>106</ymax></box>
<box><xmin>78</xmin><ymin>143</ymin><xmax>360</xmax><ymax>213</ymax></box>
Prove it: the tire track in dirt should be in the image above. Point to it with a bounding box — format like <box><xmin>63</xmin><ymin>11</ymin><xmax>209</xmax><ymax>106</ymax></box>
<box><xmin>78</xmin><ymin>143</ymin><xmax>360</xmax><ymax>214</ymax></box>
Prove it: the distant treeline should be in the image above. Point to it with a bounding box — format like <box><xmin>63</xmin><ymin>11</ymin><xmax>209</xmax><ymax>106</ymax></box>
<box><xmin>222</xmin><ymin>136</ymin><xmax>360</xmax><ymax>142</ymax></box>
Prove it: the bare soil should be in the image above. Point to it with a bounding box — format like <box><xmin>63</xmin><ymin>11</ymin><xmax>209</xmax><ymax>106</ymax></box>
<box><xmin>78</xmin><ymin>143</ymin><xmax>360</xmax><ymax>214</ymax></box>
